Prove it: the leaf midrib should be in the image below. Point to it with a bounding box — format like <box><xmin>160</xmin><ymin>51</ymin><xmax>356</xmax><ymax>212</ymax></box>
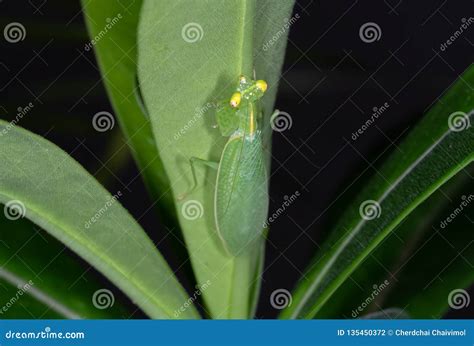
<box><xmin>0</xmin><ymin>193</ymin><xmax>176</xmax><ymax>319</ymax></box>
<box><xmin>227</xmin><ymin>0</ymin><xmax>255</xmax><ymax>319</ymax></box>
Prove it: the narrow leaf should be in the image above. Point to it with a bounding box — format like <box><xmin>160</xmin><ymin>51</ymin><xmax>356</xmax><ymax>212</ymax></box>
<box><xmin>281</xmin><ymin>66</ymin><xmax>474</xmax><ymax>319</ymax></box>
<box><xmin>81</xmin><ymin>0</ymin><xmax>178</xmax><ymax>227</ymax></box>
<box><xmin>0</xmin><ymin>121</ymin><xmax>198</xmax><ymax>319</ymax></box>
<box><xmin>381</xmin><ymin>175</ymin><xmax>474</xmax><ymax>317</ymax></box>
<box><xmin>0</xmin><ymin>215</ymin><xmax>131</xmax><ymax>318</ymax></box>
<box><xmin>315</xmin><ymin>170</ymin><xmax>473</xmax><ymax>318</ymax></box>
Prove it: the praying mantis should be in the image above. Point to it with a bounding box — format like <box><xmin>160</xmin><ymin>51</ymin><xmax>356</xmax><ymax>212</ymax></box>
<box><xmin>180</xmin><ymin>75</ymin><xmax>272</xmax><ymax>256</ymax></box>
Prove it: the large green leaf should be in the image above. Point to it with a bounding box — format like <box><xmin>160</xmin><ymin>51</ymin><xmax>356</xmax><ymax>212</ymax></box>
<box><xmin>0</xmin><ymin>215</ymin><xmax>130</xmax><ymax>319</ymax></box>
<box><xmin>281</xmin><ymin>65</ymin><xmax>474</xmax><ymax>319</ymax></box>
<box><xmin>80</xmin><ymin>0</ymin><xmax>178</xmax><ymax>227</ymax></box>
<box><xmin>0</xmin><ymin>121</ymin><xmax>198</xmax><ymax>319</ymax></box>
<box><xmin>138</xmin><ymin>0</ymin><xmax>295</xmax><ymax>317</ymax></box>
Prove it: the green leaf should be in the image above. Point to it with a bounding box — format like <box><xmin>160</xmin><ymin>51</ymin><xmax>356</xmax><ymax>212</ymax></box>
<box><xmin>281</xmin><ymin>65</ymin><xmax>474</xmax><ymax>319</ymax></box>
<box><xmin>0</xmin><ymin>121</ymin><xmax>198</xmax><ymax>319</ymax></box>
<box><xmin>138</xmin><ymin>0</ymin><xmax>295</xmax><ymax>318</ymax></box>
<box><xmin>0</xmin><ymin>214</ymin><xmax>130</xmax><ymax>318</ymax></box>
<box><xmin>80</xmin><ymin>0</ymin><xmax>177</xmax><ymax>227</ymax></box>
<box><xmin>315</xmin><ymin>170</ymin><xmax>473</xmax><ymax>319</ymax></box>
<box><xmin>380</xmin><ymin>174</ymin><xmax>474</xmax><ymax>317</ymax></box>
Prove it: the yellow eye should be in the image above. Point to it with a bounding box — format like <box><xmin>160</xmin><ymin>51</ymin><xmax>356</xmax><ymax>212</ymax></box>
<box><xmin>256</xmin><ymin>80</ymin><xmax>268</xmax><ymax>93</ymax></box>
<box><xmin>230</xmin><ymin>92</ymin><xmax>242</xmax><ymax>108</ymax></box>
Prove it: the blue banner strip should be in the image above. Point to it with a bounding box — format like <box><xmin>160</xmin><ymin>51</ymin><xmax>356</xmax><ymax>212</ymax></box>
<box><xmin>0</xmin><ymin>320</ymin><xmax>472</xmax><ymax>345</ymax></box>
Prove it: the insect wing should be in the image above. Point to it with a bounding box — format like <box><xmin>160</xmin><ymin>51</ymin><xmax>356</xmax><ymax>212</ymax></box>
<box><xmin>214</xmin><ymin>132</ymin><xmax>268</xmax><ymax>255</ymax></box>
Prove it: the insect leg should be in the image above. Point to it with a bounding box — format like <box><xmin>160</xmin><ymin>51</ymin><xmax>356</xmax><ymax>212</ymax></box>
<box><xmin>178</xmin><ymin>157</ymin><xmax>219</xmax><ymax>200</ymax></box>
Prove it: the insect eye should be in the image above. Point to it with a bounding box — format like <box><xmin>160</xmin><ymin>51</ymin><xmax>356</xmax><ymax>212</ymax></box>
<box><xmin>256</xmin><ymin>80</ymin><xmax>268</xmax><ymax>93</ymax></box>
<box><xmin>230</xmin><ymin>92</ymin><xmax>242</xmax><ymax>108</ymax></box>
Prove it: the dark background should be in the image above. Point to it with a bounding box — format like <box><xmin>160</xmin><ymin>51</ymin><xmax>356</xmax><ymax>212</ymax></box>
<box><xmin>0</xmin><ymin>0</ymin><xmax>473</xmax><ymax>318</ymax></box>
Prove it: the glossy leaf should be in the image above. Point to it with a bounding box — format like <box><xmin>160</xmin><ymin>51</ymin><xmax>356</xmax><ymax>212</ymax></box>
<box><xmin>138</xmin><ymin>0</ymin><xmax>295</xmax><ymax>317</ymax></box>
<box><xmin>316</xmin><ymin>170</ymin><xmax>473</xmax><ymax>319</ymax></box>
<box><xmin>281</xmin><ymin>66</ymin><xmax>474</xmax><ymax>319</ymax></box>
<box><xmin>0</xmin><ymin>214</ymin><xmax>130</xmax><ymax>318</ymax></box>
<box><xmin>0</xmin><ymin>121</ymin><xmax>198</xmax><ymax>319</ymax></box>
<box><xmin>380</xmin><ymin>174</ymin><xmax>474</xmax><ymax>318</ymax></box>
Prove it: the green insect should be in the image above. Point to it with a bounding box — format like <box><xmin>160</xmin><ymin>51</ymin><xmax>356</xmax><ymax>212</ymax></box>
<box><xmin>181</xmin><ymin>75</ymin><xmax>270</xmax><ymax>256</ymax></box>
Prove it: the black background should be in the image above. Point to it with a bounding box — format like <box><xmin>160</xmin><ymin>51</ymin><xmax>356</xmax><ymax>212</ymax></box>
<box><xmin>0</xmin><ymin>0</ymin><xmax>473</xmax><ymax>319</ymax></box>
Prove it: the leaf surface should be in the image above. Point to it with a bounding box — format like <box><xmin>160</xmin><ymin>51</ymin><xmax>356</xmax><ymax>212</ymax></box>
<box><xmin>0</xmin><ymin>121</ymin><xmax>198</xmax><ymax>319</ymax></box>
